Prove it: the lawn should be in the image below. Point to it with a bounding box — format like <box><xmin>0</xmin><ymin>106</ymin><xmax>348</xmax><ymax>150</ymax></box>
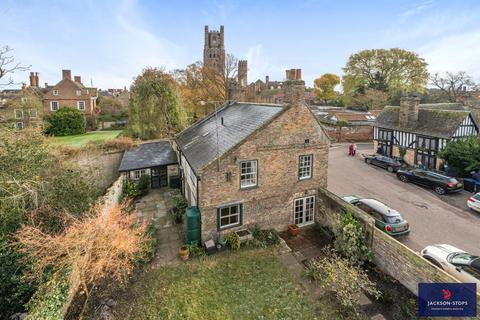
<box><xmin>112</xmin><ymin>249</ymin><xmax>342</xmax><ymax>320</ymax></box>
<box><xmin>50</xmin><ymin>130</ymin><xmax>123</xmax><ymax>147</ymax></box>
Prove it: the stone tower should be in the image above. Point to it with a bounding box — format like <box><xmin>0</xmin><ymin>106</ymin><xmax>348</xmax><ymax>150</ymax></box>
<box><xmin>203</xmin><ymin>25</ymin><xmax>225</xmax><ymax>73</ymax></box>
<box><xmin>237</xmin><ymin>60</ymin><xmax>248</xmax><ymax>87</ymax></box>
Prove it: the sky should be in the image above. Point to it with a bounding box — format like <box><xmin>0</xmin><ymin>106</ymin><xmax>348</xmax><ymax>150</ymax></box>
<box><xmin>1</xmin><ymin>0</ymin><xmax>480</xmax><ymax>89</ymax></box>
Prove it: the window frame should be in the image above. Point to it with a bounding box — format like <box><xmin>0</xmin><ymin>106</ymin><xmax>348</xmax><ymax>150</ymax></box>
<box><xmin>77</xmin><ymin>101</ymin><xmax>86</xmax><ymax>111</ymax></box>
<box><xmin>51</xmin><ymin>101</ymin><xmax>59</xmax><ymax>111</ymax></box>
<box><xmin>15</xmin><ymin>109</ymin><xmax>23</xmax><ymax>119</ymax></box>
<box><xmin>239</xmin><ymin>160</ymin><xmax>258</xmax><ymax>189</ymax></box>
<box><xmin>53</xmin><ymin>89</ymin><xmax>59</xmax><ymax>96</ymax></box>
<box><xmin>30</xmin><ymin>109</ymin><xmax>37</xmax><ymax>118</ymax></box>
<box><xmin>76</xmin><ymin>89</ymin><xmax>82</xmax><ymax>96</ymax></box>
<box><xmin>298</xmin><ymin>154</ymin><xmax>313</xmax><ymax>180</ymax></box>
<box><xmin>16</xmin><ymin>122</ymin><xmax>24</xmax><ymax>130</ymax></box>
<box><xmin>293</xmin><ymin>195</ymin><xmax>315</xmax><ymax>226</ymax></box>
<box><xmin>217</xmin><ymin>203</ymin><xmax>243</xmax><ymax>230</ymax></box>
<box><xmin>132</xmin><ymin>169</ymin><xmax>146</xmax><ymax>180</ymax></box>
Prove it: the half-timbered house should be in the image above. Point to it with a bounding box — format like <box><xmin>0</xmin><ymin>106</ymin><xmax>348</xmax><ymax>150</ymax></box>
<box><xmin>373</xmin><ymin>95</ymin><xmax>478</xmax><ymax>169</ymax></box>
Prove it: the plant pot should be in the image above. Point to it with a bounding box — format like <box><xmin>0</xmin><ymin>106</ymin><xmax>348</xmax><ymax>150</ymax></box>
<box><xmin>288</xmin><ymin>224</ymin><xmax>300</xmax><ymax>236</ymax></box>
<box><xmin>179</xmin><ymin>246</ymin><xmax>189</xmax><ymax>261</ymax></box>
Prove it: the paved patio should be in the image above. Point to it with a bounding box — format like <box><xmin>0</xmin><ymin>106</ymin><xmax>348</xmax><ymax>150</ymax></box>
<box><xmin>134</xmin><ymin>188</ymin><xmax>184</xmax><ymax>268</ymax></box>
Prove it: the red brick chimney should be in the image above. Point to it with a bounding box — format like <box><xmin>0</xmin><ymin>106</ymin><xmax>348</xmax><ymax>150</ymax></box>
<box><xmin>62</xmin><ymin>69</ymin><xmax>71</xmax><ymax>80</ymax></box>
<box><xmin>74</xmin><ymin>76</ymin><xmax>81</xmax><ymax>83</ymax></box>
<box><xmin>29</xmin><ymin>72</ymin><xmax>35</xmax><ymax>87</ymax></box>
<box><xmin>34</xmin><ymin>72</ymin><xmax>39</xmax><ymax>87</ymax></box>
<box><xmin>283</xmin><ymin>68</ymin><xmax>305</xmax><ymax>106</ymax></box>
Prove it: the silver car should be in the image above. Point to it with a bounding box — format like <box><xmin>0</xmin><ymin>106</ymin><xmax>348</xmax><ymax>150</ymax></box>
<box><xmin>467</xmin><ymin>193</ymin><xmax>480</xmax><ymax>213</ymax></box>
<box><xmin>421</xmin><ymin>244</ymin><xmax>480</xmax><ymax>287</ymax></box>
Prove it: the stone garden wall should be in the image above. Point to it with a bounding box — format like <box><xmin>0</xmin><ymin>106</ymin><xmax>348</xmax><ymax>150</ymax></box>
<box><xmin>316</xmin><ymin>187</ymin><xmax>480</xmax><ymax>314</ymax></box>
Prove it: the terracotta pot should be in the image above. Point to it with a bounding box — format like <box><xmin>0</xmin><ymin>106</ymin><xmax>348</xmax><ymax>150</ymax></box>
<box><xmin>288</xmin><ymin>224</ymin><xmax>300</xmax><ymax>236</ymax></box>
<box><xmin>179</xmin><ymin>246</ymin><xmax>189</xmax><ymax>261</ymax></box>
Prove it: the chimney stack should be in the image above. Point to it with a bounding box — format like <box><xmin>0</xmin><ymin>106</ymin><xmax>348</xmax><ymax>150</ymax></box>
<box><xmin>283</xmin><ymin>68</ymin><xmax>305</xmax><ymax>106</ymax></box>
<box><xmin>74</xmin><ymin>76</ymin><xmax>81</xmax><ymax>83</ymax></box>
<box><xmin>34</xmin><ymin>72</ymin><xmax>39</xmax><ymax>87</ymax></box>
<box><xmin>62</xmin><ymin>69</ymin><xmax>71</xmax><ymax>80</ymax></box>
<box><xmin>45</xmin><ymin>82</ymin><xmax>48</xmax><ymax>88</ymax></box>
<box><xmin>29</xmin><ymin>72</ymin><xmax>35</xmax><ymax>87</ymax></box>
<box><xmin>399</xmin><ymin>93</ymin><xmax>420</xmax><ymax>127</ymax></box>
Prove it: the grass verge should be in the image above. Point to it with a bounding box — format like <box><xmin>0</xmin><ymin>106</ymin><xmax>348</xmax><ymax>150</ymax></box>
<box><xmin>50</xmin><ymin>130</ymin><xmax>122</xmax><ymax>147</ymax></box>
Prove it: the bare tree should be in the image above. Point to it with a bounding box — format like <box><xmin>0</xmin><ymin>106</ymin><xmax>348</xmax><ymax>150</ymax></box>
<box><xmin>203</xmin><ymin>53</ymin><xmax>238</xmax><ymax>102</ymax></box>
<box><xmin>431</xmin><ymin>71</ymin><xmax>477</xmax><ymax>102</ymax></box>
<box><xmin>0</xmin><ymin>45</ymin><xmax>30</xmax><ymax>87</ymax></box>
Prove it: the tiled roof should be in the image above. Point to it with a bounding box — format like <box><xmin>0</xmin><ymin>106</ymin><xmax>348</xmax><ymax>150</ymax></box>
<box><xmin>118</xmin><ymin>141</ymin><xmax>177</xmax><ymax>172</ymax></box>
<box><xmin>176</xmin><ymin>102</ymin><xmax>285</xmax><ymax>174</ymax></box>
<box><xmin>375</xmin><ymin>104</ymin><xmax>472</xmax><ymax>138</ymax></box>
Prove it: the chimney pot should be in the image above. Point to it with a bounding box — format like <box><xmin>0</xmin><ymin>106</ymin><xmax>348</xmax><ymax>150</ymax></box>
<box><xmin>62</xmin><ymin>69</ymin><xmax>71</xmax><ymax>80</ymax></box>
<box><xmin>74</xmin><ymin>76</ymin><xmax>81</xmax><ymax>83</ymax></box>
<box><xmin>45</xmin><ymin>82</ymin><xmax>48</xmax><ymax>88</ymax></box>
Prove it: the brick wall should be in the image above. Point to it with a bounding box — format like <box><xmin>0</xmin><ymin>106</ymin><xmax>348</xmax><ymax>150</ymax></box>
<box><xmin>198</xmin><ymin>103</ymin><xmax>330</xmax><ymax>241</ymax></box>
<box><xmin>316</xmin><ymin>188</ymin><xmax>480</xmax><ymax>315</ymax></box>
<box><xmin>323</xmin><ymin>124</ymin><xmax>373</xmax><ymax>142</ymax></box>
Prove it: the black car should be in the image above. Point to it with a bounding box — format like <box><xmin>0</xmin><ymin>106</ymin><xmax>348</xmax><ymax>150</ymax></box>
<box><xmin>364</xmin><ymin>155</ymin><xmax>402</xmax><ymax>172</ymax></box>
<box><xmin>396</xmin><ymin>169</ymin><xmax>463</xmax><ymax>195</ymax></box>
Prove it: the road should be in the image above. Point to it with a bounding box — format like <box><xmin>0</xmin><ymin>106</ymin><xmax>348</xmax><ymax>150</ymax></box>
<box><xmin>327</xmin><ymin>143</ymin><xmax>480</xmax><ymax>256</ymax></box>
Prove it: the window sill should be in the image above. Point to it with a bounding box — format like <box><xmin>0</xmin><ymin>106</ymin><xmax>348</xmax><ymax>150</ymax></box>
<box><xmin>218</xmin><ymin>223</ymin><xmax>242</xmax><ymax>231</ymax></box>
<box><xmin>239</xmin><ymin>185</ymin><xmax>258</xmax><ymax>191</ymax></box>
<box><xmin>298</xmin><ymin>177</ymin><xmax>312</xmax><ymax>181</ymax></box>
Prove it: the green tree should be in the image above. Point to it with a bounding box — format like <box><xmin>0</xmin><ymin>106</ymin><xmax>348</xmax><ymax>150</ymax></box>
<box><xmin>343</xmin><ymin>48</ymin><xmax>429</xmax><ymax>96</ymax></box>
<box><xmin>438</xmin><ymin>137</ymin><xmax>480</xmax><ymax>177</ymax></box>
<box><xmin>127</xmin><ymin>68</ymin><xmax>187</xmax><ymax>140</ymax></box>
<box><xmin>351</xmin><ymin>88</ymin><xmax>389</xmax><ymax>111</ymax></box>
<box><xmin>314</xmin><ymin>73</ymin><xmax>340</xmax><ymax>104</ymax></box>
<box><xmin>0</xmin><ymin>129</ymin><xmax>99</xmax><ymax>317</ymax></box>
<box><xmin>45</xmin><ymin>107</ymin><xmax>86</xmax><ymax>136</ymax></box>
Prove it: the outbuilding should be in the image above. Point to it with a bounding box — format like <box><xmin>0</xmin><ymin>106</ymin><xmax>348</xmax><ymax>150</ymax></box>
<box><xmin>118</xmin><ymin>141</ymin><xmax>179</xmax><ymax>188</ymax></box>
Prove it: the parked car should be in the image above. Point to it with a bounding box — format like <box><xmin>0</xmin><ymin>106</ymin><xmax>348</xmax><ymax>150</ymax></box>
<box><xmin>364</xmin><ymin>155</ymin><xmax>402</xmax><ymax>173</ymax></box>
<box><xmin>342</xmin><ymin>195</ymin><xmax>410</xmax><ymax>237</ymax></box>
<box><xmin>421</xmin><ymin>244</ymin><xmax>480</xmax><ymax>286</ymax></box>
<box><xmin>396</xmin><ymin>169</ymin><xmax>463</xmax><ymax>195</ymax></box>
<box><xmin>467</xmin><ymin>192</ymin><xmax>480</xmax><ymax>213</ymax></box>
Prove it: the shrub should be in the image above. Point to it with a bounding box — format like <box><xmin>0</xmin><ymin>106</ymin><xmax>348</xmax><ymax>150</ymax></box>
<box><xmin>438</xmin><ymin>137</ymin><xmax>480</xmax><ymax>177</ymax></box>
<box><xmin>334</xmin><ymin>210</ymin><xmax>372</xmax><ymax>266</ymax></box>
<box><xmin>226</xmin><ymin>232</ymin><xmax>240</xmax><ymax>250</ymax></box>
<box><xmin>121</xmin><ymin>180</ymin><xmax>140</xmax><ymax>200</ymax></box>
<box><xmin>15</xmin><ymin>205</ymin><xmax>147</xmax><ymax>318</ymax></box>
<box><xmin>170</xmin><ymin>195</ymin><xmax>188</xmax><ymax>224</ymax></box>
<box><xmin>137</xmin><ymin>174</ymin><xmax>151</xmax><ymax>196</ymax></box>
<box><xmin>306</xmin><ymin>247</ymin><xmax>380</xmax><ymax>309</ymax></box>
<box><xmin>251</xmin><ymin>225</ymin><xmax>279</xmax><ymax>247</ymax></box>
<box><xmin>97</xmin><ymin>136</ymin><xmax>135</xmax><ymax>152</ymax></box>
<box><xmin>45</xmin><ymin>107</ymin><xmax>86</xmax><ymax>136</ymax></box>
<box><xmin>133</xmin><ymin>223</ymin><xmax>157</xmax><ymax>265</ymax></box>
<box><xmin>187</xmin><ymin>243</ymin><xmax>207</xmax><ymax>258</ymax></box>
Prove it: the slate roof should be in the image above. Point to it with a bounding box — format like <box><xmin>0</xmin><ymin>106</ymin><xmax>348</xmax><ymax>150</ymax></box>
<box><xmin>375</xmin><ymin>104</ymin><xmax>472</xmax><ymax>139</ymax></box>
<box><xmin>176</xmin><ymin>102</ymin><xmax>285</xmax><ymax>174</ymax></box>
<box><xmin>118</xmin><ymin>141</ymin><xmax>177</xmax><ymax>172</ymax></box>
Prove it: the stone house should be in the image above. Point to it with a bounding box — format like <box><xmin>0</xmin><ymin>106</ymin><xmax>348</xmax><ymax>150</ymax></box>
<box><xmin>175</xmin><ymin>78</ymin><xmax>330</xmax><ymax>241</ymax></box>
<box><xmin>43</xmin><ymin>70</ymin><xmax>97</xmax><ymax>123</ymax></box>
<box><xmin>373</xmin><ymin>94</ymin><xmax>478</xmax><ymax>169</ymax></box>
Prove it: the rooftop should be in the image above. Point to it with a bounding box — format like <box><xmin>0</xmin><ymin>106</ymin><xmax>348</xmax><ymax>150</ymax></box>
<box><xmin>118</xmin><ymin>141</ymin><xmax>177</xmax><ymax>172</ymax></box>
<box><xmin>176</xmin><ymin>102</ymin><xmax>285</xmax><ymax>174</ymax></box>
<box><xmin>375</xmin><ymin>103</ymin><xmax>474</xmax><ymax>139</ymax></box>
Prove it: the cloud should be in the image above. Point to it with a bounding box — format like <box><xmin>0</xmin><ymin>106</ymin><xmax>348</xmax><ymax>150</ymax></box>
<box><xmin>400</xmin><ymin>0</ymin><xmax>434</xmax><ymax>22</ymax></box>
<box><xmin>0</xmin><ymin>0</ymin><xmax>187</xmax><ymax>89</ymax></box>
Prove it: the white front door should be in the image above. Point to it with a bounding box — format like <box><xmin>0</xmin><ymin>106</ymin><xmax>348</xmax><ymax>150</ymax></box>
<box><xmin>293</xmin><ymin>196</ymin><xmax>315</xmax><ymax>226</ymax></box>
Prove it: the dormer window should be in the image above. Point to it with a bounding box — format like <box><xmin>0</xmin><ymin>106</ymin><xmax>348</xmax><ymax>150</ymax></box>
<box><xmin>76</xmin><ymin>90</ymin><xmax>82</xmax><ymax>96</ymax></box>
<box><xmin>53</xmin><ymin>90</ymin><xmax>59</xmax><ymax>96</ymax></box>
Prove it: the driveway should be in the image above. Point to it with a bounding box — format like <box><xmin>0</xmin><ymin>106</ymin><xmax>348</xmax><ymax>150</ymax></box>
<box><xmin>328</xmin><ymin>143</ymin><xmax>480</xmax><ymax>256</ymax></box>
